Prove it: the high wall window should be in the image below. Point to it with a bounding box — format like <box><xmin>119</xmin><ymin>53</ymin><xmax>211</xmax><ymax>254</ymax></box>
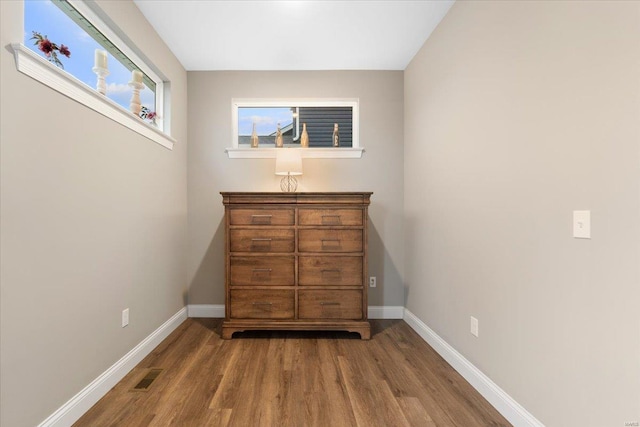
<box><xmin>237</xmin><ymin>106</ymin><xmax>353</xmax><ymax>147</ymax></box>
<box><xmin>15</xmin><ymin>0</ymin><xmax>173</xmax><ymax>148</ymax></box>
<box><xmin>24</xmin><ymin>0</ymin><xmax>158</xmax><ymax>120</ymax></box>
<box><xmin>229</xmin><ymin>99</ymin><xmax>362</xmax><ymax>158</ymax></box>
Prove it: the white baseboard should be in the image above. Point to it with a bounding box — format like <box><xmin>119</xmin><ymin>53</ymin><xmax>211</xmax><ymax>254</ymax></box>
<box><xmin>368</xmin><ymin>305</ymin><xmax>404</xmax><ymax>319</ymax></box>
<box><xmin>187</xmin><ymin>304</ymin><xmax>403</xmax><ymax>320</ymax></box>
<box><xmin>37</xmin><ymin>307</ymin><xmax>188</xmax><ymax>427</ymax></box>
<box><xmin>188</xmin><ymin>304</ymin><xmax>225</xmax><ymax>318</ymax></box>
<box><xmin>403</xmin><ymin>309</ymin><xmax>544</xmax><ymax>427</ymax></box>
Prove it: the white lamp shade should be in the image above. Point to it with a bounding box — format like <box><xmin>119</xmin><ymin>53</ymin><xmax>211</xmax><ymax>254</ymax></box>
<box><xmin>275</xmin><ymin>149</ymin><xmax>303</xmax><ymax>176</ymax></box>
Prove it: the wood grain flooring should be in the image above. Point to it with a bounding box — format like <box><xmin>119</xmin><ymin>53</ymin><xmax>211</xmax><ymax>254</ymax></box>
<box><xmin>73</xmin><ymin>319</ymin><xmax>511</xmax><ymax>427</ymax></box>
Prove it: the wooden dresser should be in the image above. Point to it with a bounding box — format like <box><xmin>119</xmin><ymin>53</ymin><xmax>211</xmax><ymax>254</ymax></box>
<box><xmin>221</xmin><ymin>192</ymin><xmax>372</xmax><ymax>339</ymax></box>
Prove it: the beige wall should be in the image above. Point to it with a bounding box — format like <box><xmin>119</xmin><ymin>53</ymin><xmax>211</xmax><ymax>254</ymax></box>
<box><xmin>0</xmin><ymin>1</ymin><xmax>188</xmax><ymax>426</ymax></box>
<box><xmin>187</xmin><ymin>71</ymin><xmax>404</xmax><ymax>308</ymax></box>
<box><xmin>404</xmin><ymin>1</ymin><xmax>640</xmax><ymax>426</ymax></box>
<box><xmin>4</xmin><ymin>1</ymin><xmax>638</xmax><ymax>425</ymax></box>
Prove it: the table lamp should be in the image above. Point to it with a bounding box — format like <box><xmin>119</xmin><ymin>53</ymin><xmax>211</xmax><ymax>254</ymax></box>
<box><xmin>275</xmin><ymin>149</ymin><xmax>302</xmax><ymax>192</ymax></box>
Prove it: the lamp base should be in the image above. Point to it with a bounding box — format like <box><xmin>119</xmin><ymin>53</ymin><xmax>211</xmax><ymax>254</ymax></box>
<box><xmin>280</xmin><ymin>175</ymin><xmax>298</xmax><ymax>192</ymax></box>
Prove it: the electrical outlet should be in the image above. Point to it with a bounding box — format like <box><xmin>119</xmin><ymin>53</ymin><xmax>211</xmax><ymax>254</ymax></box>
<box><xmin>369</xmin><ymin>276</ymin><xmax>377</xmax><ymax>288</ymax></box>
<box><xmin>122</xmin><ymin>308</ymin><xmax>129</xmax><ymax>328</ymax></box>
<box><xmin>470</xmin><ymin>316</ymin><xmax>479</xmax><ymax>337</ymax></box>
<box><xmin>573</xmin><ymin>210</ymin><xmax>591</xmax><ymax>239</ymax></box>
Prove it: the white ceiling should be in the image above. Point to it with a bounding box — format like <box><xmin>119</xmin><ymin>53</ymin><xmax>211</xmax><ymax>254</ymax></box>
<box><xmin>133</xmin><ymin>0</ymin><xmax>455</xmax><ymax>71</ymax></box>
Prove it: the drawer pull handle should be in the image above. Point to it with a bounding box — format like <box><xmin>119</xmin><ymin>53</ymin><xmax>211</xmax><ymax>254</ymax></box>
<box><xmin>251</xmin><ymin>215</ymin><xmax>273</xmax><ymax>224</ymax></box>
<box><xmin>251</xmin><ymin>238</ymin><xmax>273</xmax><ymax>242</ymax></box>
<box><xmin>320</xmin><ymin>302</ymin><xmax>340</xmax><ymax>306</ymax></box>
<box><xmin>252</xmin><ymin>268</ymin><xmax>272</xmax><ymax>272</ymax></box>
<box><xmin>321</xmin><ymin>215</ymin><xmax>341</xmax><ymax>224</ymax></box>
<box><xmin>252</xmin><ymin>302</ymin><xmax>273</xmax><ymax>306</ymax></box>
<box><xmin>321</xmin><ymin>239</ymin><xmax>340</xmax><ymax>248</ymax></box>
<box><xmin>321</xmin><ymin>269</ymin><xmax>341</xmax><ymax>273</ymax></box>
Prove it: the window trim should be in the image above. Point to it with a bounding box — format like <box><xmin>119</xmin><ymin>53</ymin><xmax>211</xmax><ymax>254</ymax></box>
<box><xmin>11</xmin><ymin>43</ymin><xmax>175</xmax><ymax>150</ymax></box>
<box><xmin>227</xmin><ymin>98</ymin><xmax>363</xmax><ymax>159</ymax></box>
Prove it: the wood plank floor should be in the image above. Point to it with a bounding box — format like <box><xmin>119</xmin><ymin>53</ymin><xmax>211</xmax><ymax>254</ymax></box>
<box><xmin>74</xmin><ymin>319</ymin><xmax>511</xmax><ymax>427</ymax></box>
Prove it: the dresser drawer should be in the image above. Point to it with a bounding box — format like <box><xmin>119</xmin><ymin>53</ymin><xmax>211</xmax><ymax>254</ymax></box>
<box><xmin>299</xmin><ymin>256</ymin><xmax>363</xmax><ymax>286</ymax></box>
<box><xmin>229</xmin><ymin>208</ymin><xmax>294</xmax><ymax>226</ymax></box>
<box><xmin>299</xmin><ymin>209</ymin><xmax>363</xmax><ymax>226</ymax></box>
<box><xmin>230</xmin><ymin>290</ymin><xmax>294</xmax><ymax>319</ymax></box>
<box><xmin>298</xmin><ymin>229</ymin><xmax>363</xmax><ymax>253</ymax></box>
<box><xmin>230</xmin><ymin>229</ymin><xmax>295</xmax><ymax>252</ymax></box>
<box><xmin>298</xmin><ymin>290</ymin><xmax>363</xmax><ymax>320</ymax></box>
<box><xmin>230</xmin><ymin>256</ymin><xmax>295</xmax><ymax>286</ymax></box>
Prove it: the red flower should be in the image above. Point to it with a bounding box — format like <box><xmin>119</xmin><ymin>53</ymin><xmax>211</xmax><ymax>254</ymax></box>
<box><xmin>59</xmin><ymin>44</ymin><xmax>70</xmax><ymax>58</ymax></box>
<box><xmin>30</xmin><ymin>31</ymin><xmax>69</xmax><ymax>69</ymax></box>
<box><xmin>38</xmin><ymin>39</ymin><xmax>53</xmax><ymax>56</ymax></box>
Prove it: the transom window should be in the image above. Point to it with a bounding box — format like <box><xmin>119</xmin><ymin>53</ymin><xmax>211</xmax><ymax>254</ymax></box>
<box><xmin>24</xmin><ymin>0</ymin><xmax>164</xmax><ymax>129</ymax></box>
<box><xmin>237</xmin><ymin>106</ymin><xmax>354</xmax><ymax>148</ymax></box>
<box><xmin>232</xmin><ymin>99</ymin><xmax>359</xmax><ymax>149</ymax></box>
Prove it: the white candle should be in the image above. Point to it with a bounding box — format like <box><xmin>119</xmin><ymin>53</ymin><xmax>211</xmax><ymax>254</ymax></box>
<box><xmin>94</xmin><ymin>49</ymin><xmax>107</xmax><ymax>69</ymax></box>
<box><xmin>132</xmin><ymin>70</ymin><xmax>143</xmax><ymax>84</ymax></box>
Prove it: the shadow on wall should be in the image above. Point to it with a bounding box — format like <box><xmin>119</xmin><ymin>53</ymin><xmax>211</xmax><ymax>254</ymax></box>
<box><xmin>189</xmin><ymin>217</ymin><xmax>226</xmax><ymax>305</ymax></box>
<box><xmin>402</xmin><ymin>214</ymin><xmax>418</xmax><ymax>308</ymax></box>
<box><xmin>368</xmin><ymin>216</ymin><xmax>403</xmax><ymax>307</ymax></box>
<box><xmin>182</xmin><ymin>289</ymin><xmax>189</xmax><ymax>307</ymax></box>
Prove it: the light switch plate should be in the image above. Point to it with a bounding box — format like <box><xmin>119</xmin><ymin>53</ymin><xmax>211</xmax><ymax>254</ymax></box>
<box><xmin>470</xmin><ymin>316</ymin><xmax>479</xmax><ymax>337</ymax></box>
<box><xmin>573</xmin><ymin>210</ymin><xmax>591</xmax><ymax>239</ymax></box>
<box><xmin>122</xmin><ymin>308</ymin><xmax>129</xmax><ymax>327</ymax></box>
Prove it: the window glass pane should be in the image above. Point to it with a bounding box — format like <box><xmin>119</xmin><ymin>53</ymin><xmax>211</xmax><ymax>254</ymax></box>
<box><xmin>24</xmin><ymin>0</ymin><xmax>155</xmax><ymax>114</ymax></box>
<box><xmin>298</xmin><ymin>107</ymin><xmax>352</xmax><ymax>147</ymax></box>
<box><xmin>238</xmin><ymin>107</ymin><xmax>296</xmax><ymax>146</ymax></box>
<box><xmin>236</xmin><ymin>104</ymin><xmax>354</xmax><ymax>148</ymax></box>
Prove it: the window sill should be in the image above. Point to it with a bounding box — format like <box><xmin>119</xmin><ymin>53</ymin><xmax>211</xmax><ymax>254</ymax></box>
<box><xmin>10</xmin><ymin>43</ymin><xmax>175</xmax><ymax>150</ymax></box>
<box><xmin>225</xmin><ymin>147</ymin><xmax>364</xmax><ymax>159</ymax></box>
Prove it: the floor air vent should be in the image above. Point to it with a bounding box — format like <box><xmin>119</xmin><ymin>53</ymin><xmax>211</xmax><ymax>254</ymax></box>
<box><xmin>132</xmin><ymin>368</ymin><xmax>163</xmax><ymax>391</ymax></box>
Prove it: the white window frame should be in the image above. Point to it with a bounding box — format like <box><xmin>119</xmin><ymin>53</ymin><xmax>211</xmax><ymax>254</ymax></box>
<box><xmin>13</xmin><ymin>0</ymin><xmax>174</xmax><ymax>149</ymax></box>
<box><xmin>227</xmin><ymin>98</ymin><xmax>363</xmax><ymax>159</ymax></box>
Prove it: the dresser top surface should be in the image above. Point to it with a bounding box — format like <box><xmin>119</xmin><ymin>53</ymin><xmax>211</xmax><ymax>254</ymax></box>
<box><xmin>220</xmin><ymin>192</ymin><xmax>373</xmax><ymax>196</ymax></box>
<box><xmin>221</xmin><ymin>192</ymin><xmax>372</xmax><ymax>205</ymax></box>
